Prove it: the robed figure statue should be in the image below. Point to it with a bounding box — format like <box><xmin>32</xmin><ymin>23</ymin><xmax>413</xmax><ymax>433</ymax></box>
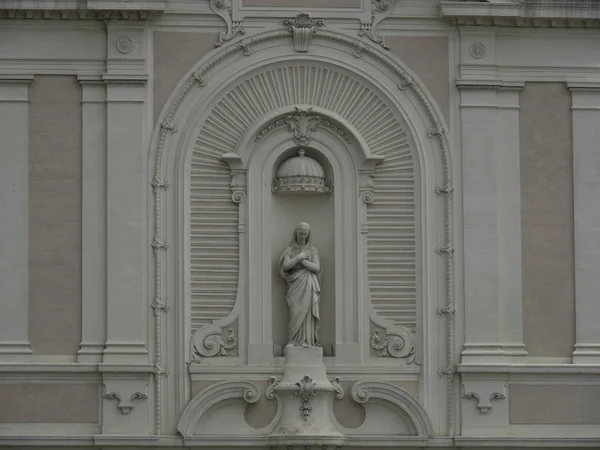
<box><xmin>278</xmin><ymin>222</ymin><xmax>322</xmax><ymax>348</ymax></box>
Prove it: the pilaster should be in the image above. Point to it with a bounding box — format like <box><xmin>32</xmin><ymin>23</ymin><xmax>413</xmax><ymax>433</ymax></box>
<box><xmin>100</xmin><ymin>19</ymin><xmax>153</xmax><ymax>435</ymax></box>
<box><xmin>569</xmin><ymin>83</ymin><xmax>600</xmax><ymax>364</ymax></box>
<box><xmin>77</xmin><ymin>76</ymin><xmax>107</xmax><ymax>362</ymax></box>
<box><xmin>458</xmin><ymin>80</ymin><xmax>527</xmax><ymax>363</ymax></box>
<box><xmin>0</xmin><ymin>75</ymin><xmax>33</xmax><ymax>361</ymax></box>
<box><xmin>102</xmin><ymin>21</ymin><xmax>149</xmax><ymax>363</ymax></box>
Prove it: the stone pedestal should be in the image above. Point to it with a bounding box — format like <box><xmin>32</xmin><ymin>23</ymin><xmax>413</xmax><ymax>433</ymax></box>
<box><xmin>266</xmin><ymin>346</ymin><xmax>343</xmax><ymax>437</ymax></box>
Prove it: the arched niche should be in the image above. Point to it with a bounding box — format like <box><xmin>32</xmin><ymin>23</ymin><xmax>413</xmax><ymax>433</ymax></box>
<box><xmin>245</xmin><ymin>122</ymin><xmax>359</xmax><ymax>359</ymax></box>
<box><xmin>268</xmin><ymin>145</ymin><xmax>336</xmax><ymax>354</ymax></box>
<box><xmin>148</xmin><ymin>29</ymin><xmax>454</xmax><ymax>435</ymax></box>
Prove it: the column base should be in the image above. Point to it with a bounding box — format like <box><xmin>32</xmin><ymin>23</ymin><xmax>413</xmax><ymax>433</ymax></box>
<box><xmin>103</xmin><ymin>341</ymin><xmax>148</xmax><ymax>364</ymax></box>
<box><xmin>78</xmin><ymin>342</ymin><xmax>106</xmax><ymax>363</ymax></box>
<box><xmin>572</xmin><ymin>344</ymin><xmax>600</xmax><ymax>364</ymax></box>
<box><xmin>0</xmin><ymin>342</ymin><xmax>32</xmax><ymax>362</ymax></box>
<box><xmin>461</xmin><ymin>343</ymin><xmax>528</xmax><ymax>363</ymax></box>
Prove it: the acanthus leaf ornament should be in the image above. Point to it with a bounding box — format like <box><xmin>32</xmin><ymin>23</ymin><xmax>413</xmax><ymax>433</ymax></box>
<box><xmin>284</xmin><ymin>13</ymin><xmax>324</xmax><ymax>53</ymax></box>
<box><xmin>359</xmin><ymin>0</ymin><xmax>395</xmax><ymax>50</ymax></box>
<box><xmin>210</xmin><ymin>0</ymin><xmax>245</xmax><ymax>47</ymax></box>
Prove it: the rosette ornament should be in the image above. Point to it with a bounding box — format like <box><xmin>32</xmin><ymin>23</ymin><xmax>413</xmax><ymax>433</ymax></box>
<box><xmin>272</xmin><ymin>149</ymin><xmax>330</xmax><ymax>194</ymax></box>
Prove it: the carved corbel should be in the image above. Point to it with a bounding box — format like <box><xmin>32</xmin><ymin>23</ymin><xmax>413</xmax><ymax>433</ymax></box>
<box><xmin>222</xmin><ymin>152</ymin><xmax>247</xmax><ymax>204</ymax></box>
<box><xmin>358</xmin><ymin>155</ymin><xmax>386</xmax><ymax>204</ymax></box>
<box><xmin>462</xmin><ymin>379</ymin><xmax>507</xmax><ymax>414</ymax></box>
<box><xmin>210</xmin><ymin>0</ymin><xmax>245</xmax><ymax>47</ymax></box>
<box><xmin>284</xmin><ymin>14</ymin><xmax>324</xmax><ymax>53</ymax></box>
<box><xmin>104</xmin><ymin>391</ymin><xmax>148</xmax><ymax>415</ymax></box>
<box><xmin>359</xmin><ymin>0</ymin><xmax>395</xmax><ymax>50</ymax></box>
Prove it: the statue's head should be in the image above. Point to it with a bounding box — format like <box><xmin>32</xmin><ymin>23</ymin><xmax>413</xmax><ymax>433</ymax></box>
<box><xmin>293</xmin><ymin>222</ymin><xmax>311</xmax><ymax>245</ymax></box>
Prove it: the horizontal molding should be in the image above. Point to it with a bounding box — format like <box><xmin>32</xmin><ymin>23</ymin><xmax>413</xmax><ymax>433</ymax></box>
<box><xmin>458</xmin><ymin>364</ymin><xmax>600</xmax><ymax>374</ymax></box>
<box><xmin>455</xmin><ymin>436</ymin><xmax>600</xmax><ymax>448</ymax></box>
<box><xmin>1</xmin><ymin>435</ymin><xmax>600</xmax><ymax>448</ymax></box>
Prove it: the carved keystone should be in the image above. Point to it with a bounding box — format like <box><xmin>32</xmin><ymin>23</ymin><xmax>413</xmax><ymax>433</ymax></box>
<box><xmin>284</xmin><ymin>14</ymin><xmax>324</xmax><ymax>53</ymax></box>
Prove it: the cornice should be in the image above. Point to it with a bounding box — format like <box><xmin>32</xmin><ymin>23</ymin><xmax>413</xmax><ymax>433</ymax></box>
<box><xmin>441</xmin><ymin>1</ymin><xmax>600</xmax><ymax>28</ymax></box>
<box><xmin>0</xmin><ymin>74</ymin><xmax>33</xmax><ymax>84</ymax></box>
<box><xmin>0</xmin><ymin>0</ymin><xmax>165</xmax><ymax>21</ymax></box>
<box><xmin>567</xmin><ymin>81</ymin><xmax>600</xmax><ymax>92</ymax></box>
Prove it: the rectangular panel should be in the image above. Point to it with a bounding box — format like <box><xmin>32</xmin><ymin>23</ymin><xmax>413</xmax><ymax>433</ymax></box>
<box><xmin>28</xmin><ymin>75</ymin><xmax>82</xmax><ymax>356</ymax></box>
<box><xmin>510</xmin><ymin>384</ymin><xmax>600</xmax><ymax>424</ymax></box>
<box><xmin>0</xmin><ymin>383</ymin><xmax>99</xmax><ymax>423</ymax></box>
<box><xmin>520</xmin><ymin>82</ymin><xmax>575</xmax><ymax>358</ymax></box>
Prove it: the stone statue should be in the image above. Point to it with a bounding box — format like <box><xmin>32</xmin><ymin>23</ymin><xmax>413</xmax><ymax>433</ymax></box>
<box><xmin>278</xmin><ymin>222</ymin><xmax>322</xmax><ymax>348</ymax></box>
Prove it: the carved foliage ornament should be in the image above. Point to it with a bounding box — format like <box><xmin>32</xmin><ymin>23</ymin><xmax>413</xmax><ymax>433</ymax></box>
<box><xmin>284</xmin><ymin>14</ymin><xmax>324</xmax><ymax>53</ymax></box>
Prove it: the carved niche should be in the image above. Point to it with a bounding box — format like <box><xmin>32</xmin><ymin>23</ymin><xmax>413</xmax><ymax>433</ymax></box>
<box><xmin>188</xmin><ymin>63</ymin><xmax>418</xmax><ymax>365</ymax></box>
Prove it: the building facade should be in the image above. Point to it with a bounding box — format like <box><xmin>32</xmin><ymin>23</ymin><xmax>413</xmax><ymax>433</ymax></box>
<box><xmin>0</xmin><ymin>0</ymin><xmax>599</xmax><ymax>448</ymax></box>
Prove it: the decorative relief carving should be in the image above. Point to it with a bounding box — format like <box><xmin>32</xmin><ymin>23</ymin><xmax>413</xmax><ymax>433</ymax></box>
<box><xmin>296</xmin><ymin>375</ymin><xmax>316</xmax><ymax>420</ymax></box>
<box><xmin>151</xmin><ymin>238</ymin><xmax>168</xmax><ymax>253</ymax></box>
<box><xmin>435</xmin><ymin>184</ymin><xmax>453</xmax><ymax>195</ymax></box>
<box><xmin>397</xmin><ymin>72</ymin><xmax>416</xmax><ymax>91</ymax></box>
<box><xmin>371</xmin><ymin>327</ymin><xmax>416</xmax><ymax>361</ymax></box>
<box><xmin>469</xmin><ymin>41</ymin><xmax>487</xmax><ymax>59</ymax></box>
<box><xmin>273</xmin><ymin>151</ymin><xmax>330</xmax><ymax>194</ymax></box>
<box><xmin>436</xmin><ymin>244</ymin><xmax>454</xmax><ymax>255</ymax></box>
<box><xmin>104</xmin><ymin>391</ymin><xmax>148</xmax><ymax>415</ymax></box>
<box><xmin>210</xmin><ymin>0</ymin><xmax>245</xmax><ymax>47</ymax></box>
<box><xmin>359</xmin><ymin>0</ymin><xmax>395</xmax><ymax>50</ymax></box>
<box><xmin>284</xmin><ymin>14</ymin><xmax>324</xmax><ymax>53</ymax></box>
<box><xmin>285</xmin><ymin>107</ymin><xmax>321</xmax><ymax>146</ymax></box>
<box><xmin>151</xmin><ymin>177</ymin><xmax>169</xmax><ymax>192</ymax></box>
<box><xmin>115</xmin><ymin>36</ymin><xmax>133</xmax><ymax>54</ymax></box>
<box><xmin>266</xmin><ymin>374</ymin><xmax>344</xmax><ymax>421</ymax></box>
<box><xmin>256</xmin><ymin>108</ymin><xmax>350</xmax><ymax>144</ymax></box>
<box><xmin>192</xmin><ymin>325</ymin><xmax>238</xmax><ymax>359</ymax></box>
<box><xmin>237</xmin><ymin>39</ymin><xmax>251</xmax><ymax>56</ymax></box>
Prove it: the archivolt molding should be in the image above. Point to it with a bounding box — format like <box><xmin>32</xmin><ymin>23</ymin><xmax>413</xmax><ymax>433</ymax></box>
<box><xmin>151</xmin><ymin>27</ymin><xmax>454</xmax><ymax>434</ymax></box>
<box><xmin>351</xmin><ymin>381</ymin><xmax>434</xmax><ymax>437</ymax></box>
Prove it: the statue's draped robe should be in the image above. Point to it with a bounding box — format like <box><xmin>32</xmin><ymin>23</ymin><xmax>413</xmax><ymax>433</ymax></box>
<box><xmin>278</xmin><ymin>243</ymin><xmax>321</xmax><ymax>347</ymax></box>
